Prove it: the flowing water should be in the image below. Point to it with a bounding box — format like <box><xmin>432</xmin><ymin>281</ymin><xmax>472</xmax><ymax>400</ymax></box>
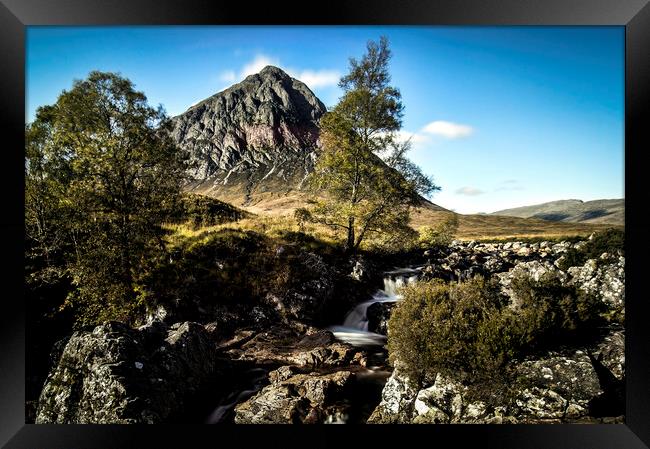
<box><xmin>204</xmin><ymin>266</ymin><xmax>422</xmax><ymax>423</ymax></box>
<box><xmin>329</xmin><ymin>267</ymin><xmax>421</xmax><ymax>347</ymax></box>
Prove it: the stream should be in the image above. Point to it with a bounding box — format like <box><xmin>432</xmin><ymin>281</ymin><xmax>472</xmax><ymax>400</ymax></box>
<box><xmin>328</xmin><ymin>267</ymin><xmax>421</xmax><ymax>347</ymax></box>
<box><xmin>204</xmin><ymin>266</ymin><xmax>422</xmax><ymax>423</ymax></box>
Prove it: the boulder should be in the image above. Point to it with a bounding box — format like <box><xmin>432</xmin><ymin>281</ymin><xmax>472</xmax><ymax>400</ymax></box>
<box><xmin>567</xmin><ymin>256</ymin><xmax>625</xmax><ymax>311</ymax></box>
<box><xmin>36</xmin><ymin>321</ymin><xmax>220</xmax><ymax>423</ymax></box>
<box><xmin>366</xmin><ymin>301</ymin><xmax>395</xmax><ymax>335</ymax></box>
<box><xmin>367</xmin><ymin>367</ymin><xmax>418</xmax><ymax>423</ymax></box>
<box><xmin>234</xmin><ymin>369</ymin><xmax>353</xmax><ymax>423</ymax></box>
<box><xmin>226</xmin><ymin>327</ymin><xmax>359</xmax><ymax>368</ymax></box>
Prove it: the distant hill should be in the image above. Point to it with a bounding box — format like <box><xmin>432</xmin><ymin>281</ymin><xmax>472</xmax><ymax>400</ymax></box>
<box><xmin>490</xmin><ymin>199</ymin><xmax>624</xmax><ymax>225</ymax></box>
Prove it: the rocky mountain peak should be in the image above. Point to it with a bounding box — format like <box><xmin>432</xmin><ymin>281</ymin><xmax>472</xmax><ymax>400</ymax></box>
<box><xmin>170</xmin><ymin>66</ymin><xmax>327</xmax><ymax>204</ymax></box>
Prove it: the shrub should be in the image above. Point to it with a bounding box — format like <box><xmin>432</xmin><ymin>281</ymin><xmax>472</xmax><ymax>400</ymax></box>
<box><xmin>176</xmin><ymin>193</ymin><xmax>249</xmax><ymax>228</ymax></box>
<box><xmin>293</xmin><ymin>207</ymin><xmax>312</xmax><ymax>232</ymax></box>
<box><xmin>417</xmin><ymin>214</ymin><xmax>458</xmax><ymax>249</ymax></box>
<box><xmin>387</xmin><ymin>277</ymin><xmax>513</xmax><ymax>386</ymax></box>
<box><xmin>509</xmin><ymin>271</ymin><xmax>606</xmax><ymax>349</ymax></box>
<box><xmin>387</xmin><ymin>271</ymin><xmax>606</xmax><ymax>390</ymax></box>
<box><xmin>557</xmin><ymin>228</ymin><xmax>624</xmax><ymax>270</ymax></box>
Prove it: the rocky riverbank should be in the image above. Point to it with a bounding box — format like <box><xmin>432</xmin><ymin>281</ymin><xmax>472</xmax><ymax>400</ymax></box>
<box><xmin>33</xmin><ymin>234</ymin><xmax>625</xmax><ymax>424</ymax></box>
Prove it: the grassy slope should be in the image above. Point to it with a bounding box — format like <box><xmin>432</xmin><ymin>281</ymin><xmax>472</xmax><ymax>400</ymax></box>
<box><xmin>187</xmin><ymin>190</ymin><xmax>620</xmax><ymax>242</ymax></box>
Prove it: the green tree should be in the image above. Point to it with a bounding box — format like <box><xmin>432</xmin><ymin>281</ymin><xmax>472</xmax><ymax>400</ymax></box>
<box><xmin>25</xmin><ymin>71</ymin><xmax>188</xmax><ymax>325</ymax></box>
<box><xmin>309</xmin><ymin>37</ymin><xmax>438</xmax><ymax>253</ymax></box>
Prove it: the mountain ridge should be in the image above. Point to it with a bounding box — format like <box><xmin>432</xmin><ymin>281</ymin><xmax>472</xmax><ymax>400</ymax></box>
<box><xmin>490</xmin><ymin>198</ymin><xmax>624</xmax><ymax>225</ymax></box>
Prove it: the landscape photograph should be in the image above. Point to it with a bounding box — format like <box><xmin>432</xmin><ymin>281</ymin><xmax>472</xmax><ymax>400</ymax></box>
<box><xmin>25</xmin><ymin>25</ymin><xmax>625</xmax><ymax>424</ymax></box>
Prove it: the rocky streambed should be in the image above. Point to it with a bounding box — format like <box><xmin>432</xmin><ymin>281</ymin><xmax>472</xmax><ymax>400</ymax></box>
<box><xmin>34</xmin><ymin>237</ymin><xmax>625</xmax><ymax>424</ymax></box>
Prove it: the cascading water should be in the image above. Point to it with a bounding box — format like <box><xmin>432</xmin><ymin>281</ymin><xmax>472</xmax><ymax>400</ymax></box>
<box><xmin>329</xmin><ymin>267</ymin><xmax>421</xmax><ymax>347</ymax></box>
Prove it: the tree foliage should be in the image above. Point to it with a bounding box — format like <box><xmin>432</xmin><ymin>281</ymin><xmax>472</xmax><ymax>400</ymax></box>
<box><xmin>25</xmin><ymin>71</ymin><xmax>188</xmax><ymax>325</ymax></box>
<box><xmin>309</xmin><ymin>37</ymin><xmax>439</xmax><ymax>253</ymax></box>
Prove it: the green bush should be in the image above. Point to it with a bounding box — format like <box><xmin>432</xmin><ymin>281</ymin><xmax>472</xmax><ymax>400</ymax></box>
<box><xmin>509</xmin><ymin>271</ymin><xmax>606</xmax><ymax>348</ymax></box>
<box><xmin>417</xmin><ymin>214</ymin><xmax>458</xmax><ymax>249</ymax></box>
<box><xmin>387</xmin><ymin>271</ymin><xmax>606</xmax><ymax>389</ymax></box>
<box><xmin>387</xmin><ymin>277</ymin><xmax>513</xmax><ymax>386</ymax></box>
<box><xmin>176</xmin><ymin>193</ymin><xmax>249</xmax><ymax>228</ymax></box>
<box><xmin>557</xmin><ymin>228</ymin><xmax>624</xmax><ymax>271</ymax></box>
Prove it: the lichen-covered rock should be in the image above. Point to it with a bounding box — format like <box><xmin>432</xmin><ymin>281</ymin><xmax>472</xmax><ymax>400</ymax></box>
<box><xmin>371</xmin><ymin>332</ymin><xmax>622</xmax><ymax>424</ymax></box>
<box><xmin>567</xmin><ymin>256</ymin><xmax>625</xmax><ymax>311</ymax></box>
<box><xmin>367</xmin><ymin>367</ymin><xmax>418</xmax><ymax>423</ymax></box>
<box><xmin>512</xmin><ymin>349</ymin><xmax>603</xmax><ymax>420</ymax></box>
<box><xmin>35</xmin><ymin>321</ymin><xmax>220</xmax><ymax>423</ymax></box>
<box><xmin>234</xmin><ymin>369</ymin><xmax>353</xmax><ymax>423</ymax></box>
<box><xmin>591</xmin><ymin>329</ymin><xmax>625</xmax><ymax>380</ymax></box>
<box><xmin>226</xmin><ymin>327</ymin><xmax>359</xmax><ymax>368</ymax></box>
<box><xmin>496</xmin><ymin>260</ymin><xmax>567</xmax><ymax>309</ymax></box>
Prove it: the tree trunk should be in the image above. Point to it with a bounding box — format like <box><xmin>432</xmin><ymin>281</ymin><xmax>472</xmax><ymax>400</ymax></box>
<box><xmin>345</xmin><ymin>216</ymin><xmax>355</xmax><ymax>254</ymax></box>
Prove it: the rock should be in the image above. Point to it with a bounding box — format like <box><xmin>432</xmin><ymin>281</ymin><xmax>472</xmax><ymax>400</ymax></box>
<box><xmin>567</xmin><ymin>257</ymin><xmax>625</xmax><ymax>311</ymax></box>
<box><xmin>590</xmin><ymin>329</ymin><xmax>625</xmax><ymax>381</ymax></box>
<box><xmin>36</xmin><ymin>321</ymin><xmax>220</xmax><ymax>424</ymax></box>
<box><xmin>367</xmin><ymin>367</ymin><xmax>418</xmax><ymax>423</ymax></box>
<box><xmin>229</xmin><ymin>327</ymin><xmax>358</xmax><ymax>368</ymax></box>
<box><xmin>234</xmin><ymin>370</ymin><xmax>353</xmax><ymax>423</ymax></box>
<box><xmin>496</xmin><ymin>260</ymin><xmax>566</xmax><ymax>309</ymax></box>
<box><xmin>366</xmin><ymin>301</ymin><xmax>395</xmax><ymax>335</ymax></box>
<box><xmin>513</xmin><ymin>349</ymin><xmax>603</xmax><ymax>420</ymax></box>
<box><xmin>263</xmin><ymin>252</ymin><xmax>337</xmax><ymax>324</ymax></box>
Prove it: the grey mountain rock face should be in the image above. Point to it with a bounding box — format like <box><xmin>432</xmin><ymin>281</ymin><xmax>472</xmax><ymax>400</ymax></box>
<box><xmin>170</xmin><ymin>66</ymin><xmax>326</xmax><ymax>203</ymax></box>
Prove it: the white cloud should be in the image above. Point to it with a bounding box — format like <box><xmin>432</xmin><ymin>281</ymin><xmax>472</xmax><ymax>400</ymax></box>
<box><xmin>455</xmin><ymin>186</ymin><xmax>484</xmax><ymax>196</ymax></box>
<box><xmin>218</xmin><ymin>54</ymin><xmax>340</xmax><ymax>90</ymax></box>
<box><xmin>287</xmin><ymin>69</ymin><xmax>340</xmax><ymax>88</ymax></box>
<box><xmin>423</xmin><ymin>120</ymin><xmax>474</xmax><ymax>139</ymax></box>
<box><xmin>241</xmin><ymin>54</ymin><xmax>280</xmax><ymax>78</ymax></box>
<box><xmin>395</xmin><ymin>130</ymin><xmax>431</xmax><ymax>145</ymax></box>
<box><xmin>218</xmin><ymin>70</ymin><xmax>236</xmax><ymax>83</ymax></box>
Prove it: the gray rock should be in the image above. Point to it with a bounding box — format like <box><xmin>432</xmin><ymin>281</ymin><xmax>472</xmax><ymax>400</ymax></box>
<box><xmin>367</xmin><ymin>367</ymin><xmax>418</xmax><ymax>423</ymax></box>
<box><xmin>234</xmin><ymin>370</ymin><xmax>353</xmax><ymax>423</ymax></box>
<box><xmin>36</xmin><ymin>321</ymin><xmax>220</xmax><ymax>423</ymax></box>
<box><xmin>567</xmin><ymin>256</ymin><xmax>625</xmax><ymax>311</ymax></box>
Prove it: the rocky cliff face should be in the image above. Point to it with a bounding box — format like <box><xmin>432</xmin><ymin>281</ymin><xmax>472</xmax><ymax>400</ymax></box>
<box><xmin>170</xmin><ymin>66</ymin><xmax>326</xmax><ymax>204</ymax></box>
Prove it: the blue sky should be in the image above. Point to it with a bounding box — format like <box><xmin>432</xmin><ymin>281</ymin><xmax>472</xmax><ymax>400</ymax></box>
<box><xmin>26</xmin><ymin>26</ymin><xmax>624</xmax><ymax>213</ymax></box>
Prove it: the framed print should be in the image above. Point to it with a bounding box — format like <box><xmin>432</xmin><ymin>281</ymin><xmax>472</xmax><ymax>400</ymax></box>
<box><xmin>1</xmin><ymin>0</ymin><xmax>649</xmax><ymax>448</ymax></box>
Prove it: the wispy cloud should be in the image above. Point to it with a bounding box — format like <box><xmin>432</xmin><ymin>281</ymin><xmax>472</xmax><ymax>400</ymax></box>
<box><xmin>218</xmin><ymin>54</ymin><xmax>340</xmax><ymax>90</ymax></box>
<box><xmin>495</xmin><ymin>179</ymin><xmax>524</xmax><ymax>191</ymax></box>
<box><xmin>423</xmin><ymin>120</ymin><xmax>474</xmax><ymax>139</ymax></box>
<box><xmin>217</xmin><ymin>70</ymin><xmax>236</xmax><ymax>83</ymax></box>
<box><xmin>455</xmin><ymin>186</ymin><xmax>484</xmax><ymax>196</ymax></box>
<box><xmin>290</xmin><ymin>69</ymin><xmax>340</xmax><ymax>88</ymax></box>
<box><xmin>241</xmin><ymin>54</ymin><xmax>280</xmax><ymax>78</ymax></box>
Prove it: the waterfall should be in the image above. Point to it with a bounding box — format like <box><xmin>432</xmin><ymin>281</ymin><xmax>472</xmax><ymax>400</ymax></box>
<box><xmin>329</xmin><ymin>267</ymin><xmax>420</xmax><ymax>347</ymax></box>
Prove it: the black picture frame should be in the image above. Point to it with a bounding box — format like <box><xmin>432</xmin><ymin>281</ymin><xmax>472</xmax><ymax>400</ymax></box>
<box><xmin>1</xmin><ymin>1</ymin><xmax>649</xmax><ymax>448</ymax></box>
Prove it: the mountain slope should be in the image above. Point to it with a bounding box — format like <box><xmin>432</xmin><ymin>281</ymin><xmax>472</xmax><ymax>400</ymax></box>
<box><xmin>171</xmin><ymin>65</ymin><xmax>448</xmax><ymax>214</ymax></box>
<box><xmin>171</xmin><ymin>66</ymin><xmax>326</xmax><ymax>205</ymax></box>
<box><xmin>490</xmin><ymin>199</ymin><xmax>624</xmax><ymax>225</ymax></box>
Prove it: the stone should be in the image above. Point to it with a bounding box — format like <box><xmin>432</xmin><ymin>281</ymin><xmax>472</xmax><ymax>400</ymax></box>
<box><xmin>367</xmin><ymin>367</ymin><xmax>418</xmax><ymax>423</ymax></box>
<box><xmin>234</xmin><ymin>370</ymin><xmax>353</xmax><ymax>423</ymax></box>
<box><xmin>36</xmin><ymin>321</ymin><xmax>220</xmax><ymax>424</ymax></box>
